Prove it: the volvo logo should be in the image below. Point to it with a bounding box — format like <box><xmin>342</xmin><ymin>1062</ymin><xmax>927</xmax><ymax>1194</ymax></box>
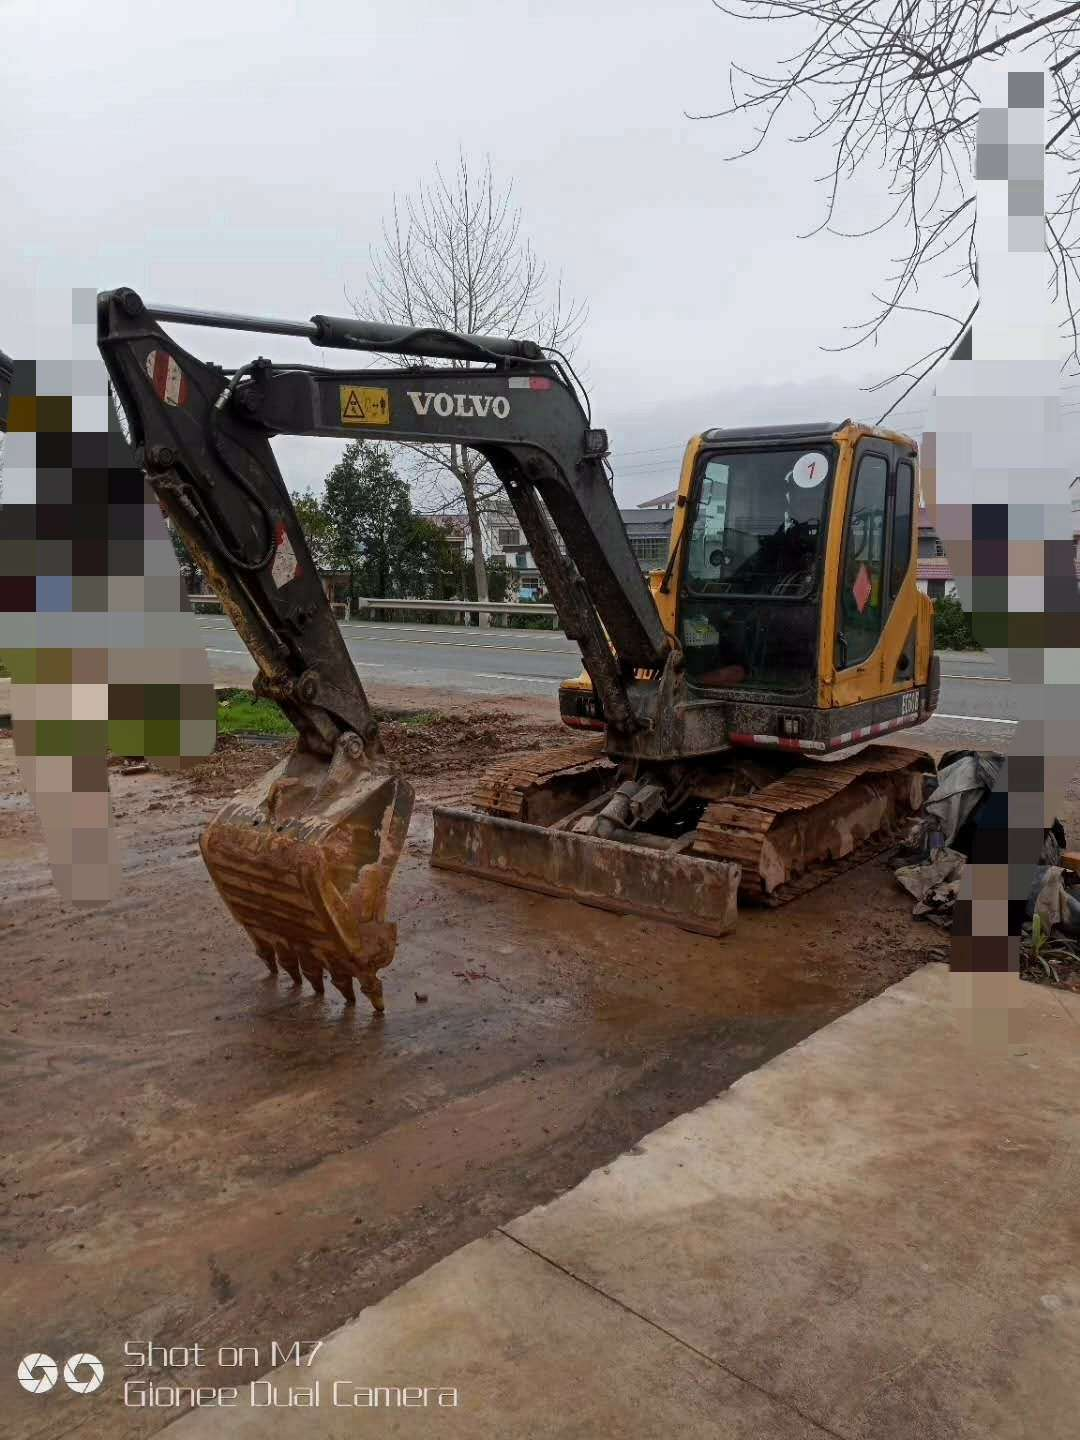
<box><xmin>407</xmin><ymin>391</ymin><xmax>510</xmax><ymax>420</ymax></box>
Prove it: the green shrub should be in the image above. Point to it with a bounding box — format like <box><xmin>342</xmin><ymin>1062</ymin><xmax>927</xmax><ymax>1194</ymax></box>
<box><xmin>506</xmin><ymin>611</ymin><xmax>557</xmax><ymax>630</ymax></box>
<box><xmin>933</xmin><ymin>593</ymin><xmax>981</xmax><ymax>651</ymax></box>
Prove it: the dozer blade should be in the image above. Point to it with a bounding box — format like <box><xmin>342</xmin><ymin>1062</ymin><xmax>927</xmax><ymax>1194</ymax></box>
<box><xmin>200</xmin><ymin>736</ymin><xmax>414</xmax><ymax>1011</ymax></box>
<box><xmin>430</xmin><ymin>807</ymin><xmax>740</xmax><ymax>937</ymax></box>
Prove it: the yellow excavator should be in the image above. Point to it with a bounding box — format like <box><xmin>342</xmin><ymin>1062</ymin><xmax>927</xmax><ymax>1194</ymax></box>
<box><xmin>98</xmin><ymin>290</ymin><xmax>939</xmax><ymax>1010</ymax></box>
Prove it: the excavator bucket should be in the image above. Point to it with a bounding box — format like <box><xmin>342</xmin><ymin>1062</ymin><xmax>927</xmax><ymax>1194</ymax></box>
<box><xmin>200</xmin><ymin>737</ymin><xmax>414</xmax><ymax>1011</ymax></box>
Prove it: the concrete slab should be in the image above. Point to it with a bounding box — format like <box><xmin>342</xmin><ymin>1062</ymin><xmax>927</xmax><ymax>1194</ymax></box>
<box><xmin>171</xmin><ymin>1232</ymin><xmax>832</xmax><ymax>1439</ymax></box>
<box><xmin>168</xmin><ymin>965</ymin><xmax>1080</xmax><ymax>1439</ymax></box>
<box><xmin>507</xmin><ymin>965</ymin><xmax>1080</xmax><ymax>1439</ymax></box>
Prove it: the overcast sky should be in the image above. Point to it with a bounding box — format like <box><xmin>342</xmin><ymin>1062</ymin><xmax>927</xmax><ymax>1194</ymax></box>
<box><xmin>5</xmin><ymin>0</ymin><xmax>1078</xmax><ymax>504</ymax></box>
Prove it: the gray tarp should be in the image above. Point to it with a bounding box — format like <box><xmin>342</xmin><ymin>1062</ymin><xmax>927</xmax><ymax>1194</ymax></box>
<box><xmin>921</xmin><ymin>751</ymin><xmax>1003</xmax><ymax>848</ymax></box>
<box><xmin>894</xmin><ymin>846</ymin><xmax>967</xmax><ymax>927</ymax></box>
<box><xmin>895</xmin><ymin>751</ymin><xmax>1080</xmax><ymax>940</ymax></box>
<box><xmin>1030</xmin><ymin>865</ymin><xmax>1080</xmax><ymax>936</ymax></box>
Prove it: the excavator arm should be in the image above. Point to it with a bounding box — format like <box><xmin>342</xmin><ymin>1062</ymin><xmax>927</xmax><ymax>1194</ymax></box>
<box><xmin>96</xmin><ymin>289</ymin><xmax>676</xmax><ymax>1009</ymax></box>
<box><xmin>98</xmin><ymin>290</ymin><xmax>670</xmax><ymax>749</ymax></box>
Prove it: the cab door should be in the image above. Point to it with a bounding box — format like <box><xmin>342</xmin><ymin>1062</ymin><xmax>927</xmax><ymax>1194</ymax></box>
<box><xmin>831</xmin><ymin>436</ymin><xmax>918</xmax><ymax>701</ymax></box>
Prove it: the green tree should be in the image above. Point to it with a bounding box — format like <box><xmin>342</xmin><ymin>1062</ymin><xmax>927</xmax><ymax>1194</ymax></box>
<box><xmin>483</xmin><ymin>555</ymin><xmax>510</xmax><ymax>603</ymax></box>
<box><xmin>397</xmin><ymin>516</ymin><xmax>459</xmax><ymax>599</ymax></box>
<box><xmin>932</xmin><ymin>592</ymin><xmax>980</xmax><ymax>652</ymax></box>
<box><xmin>322</xmin><ymin>440</ymin><xmax>452</xmax><ymax>609</ymax></box>
<box><xmin>292</xmin><ymin>487</ymin><xmax>333</xmax><ymax>569</ymax></box>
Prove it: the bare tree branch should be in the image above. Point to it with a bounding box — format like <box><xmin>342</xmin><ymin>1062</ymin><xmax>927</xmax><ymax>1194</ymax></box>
<box><xmin>698</xmin><ymin>0</ymin><xmax>1080</xmax><ymax>387</ymax></box>
<box><xmin>351</xmin><ymin>153</ymin><xmax>584</xmax><ymax>622</ymax></box>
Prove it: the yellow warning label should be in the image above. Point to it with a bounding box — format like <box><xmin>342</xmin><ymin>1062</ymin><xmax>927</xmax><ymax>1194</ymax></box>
<box><xmin>340</xmin><ymin>386</ymin><xmax>390</xmax><ymax>425</ymax></box>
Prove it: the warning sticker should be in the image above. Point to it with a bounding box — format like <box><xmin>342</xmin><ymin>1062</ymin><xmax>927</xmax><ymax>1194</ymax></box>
<box><xmin>145</xmin><ymin>349</ymin><xmax>189</xmax><ymax>408</ymax></box>
<box><xmin>271</xmin><ymin>523</ymin><xmax>301</xmax><ymax>588</ymax></box>
<box><xmin>340</xmin><ymin>386</ymin><xmax>390</xmax><ymax>425</ymax></box>
<box><xmin>852</xmin><ymin>563</ymin><xmax>873</xmax><ymax>614</ymax></box>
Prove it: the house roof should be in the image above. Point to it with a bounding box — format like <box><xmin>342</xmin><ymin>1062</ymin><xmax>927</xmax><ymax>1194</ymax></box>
<box><xmin>619</xmin><ymin>508</ymin><xmax>673</xmax><ymax>536</ymax></box>
<box><xmin>917</xmin><ymin>557</ymin><xmax>953</xmax><ymax>581</ymax></box>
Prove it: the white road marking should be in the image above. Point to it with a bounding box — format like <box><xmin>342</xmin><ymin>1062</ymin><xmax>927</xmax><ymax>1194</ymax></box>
<box><xmin>939</xmin><ymin>673</ymin><xmax>1010</xmax><ymax>683</ymax></box>
<box><xmin>474</xmin><ymin>673</ymin><xmax>559</xmax><ymax>685</ymax></box>
<box><xmin>930</xmin><ymin>712</ymin><xmax>1017</xmax><ymax>725</ymax></box>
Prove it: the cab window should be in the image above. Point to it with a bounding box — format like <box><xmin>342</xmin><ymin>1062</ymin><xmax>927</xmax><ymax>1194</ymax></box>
<box><xmin>836</xmin><ymin>453</ymin><xmax>888</xmax><ymax>668</ymax></box>
<box><xmin>679</xmin><ymin>444</ymin><xmax>833</xmax><ymax>695</ymax></box>
<box><xmin>889</xmin><ymin>460</ymin><xmax>915</xmax><ymax>598</ymax></box>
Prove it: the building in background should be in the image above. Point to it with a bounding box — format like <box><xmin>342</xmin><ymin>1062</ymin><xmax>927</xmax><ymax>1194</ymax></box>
<box><xmin>916</xmin><ymin>504</ymin><xmax>953</xmax><ymax>599</ymax></box>
<box><xmin>427</xmin><ymin>513</ymin><xmax>469</xmax><ymax>564</ymax></box>
<box><xmin>621</xmin><ymin>501</ymin><xmax>675</xmax><ymax>571</ymax></box>
<box><xmin>421</xmin><ymin>462</ymin><xmax>1065</xmax><ymax>605</ymax></box>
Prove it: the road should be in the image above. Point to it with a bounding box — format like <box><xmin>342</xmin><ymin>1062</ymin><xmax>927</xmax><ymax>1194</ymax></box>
<box><xmin>199</xmin><ymin>616</ymin><xmax>1018</xmax><ymax>749</ymax></box>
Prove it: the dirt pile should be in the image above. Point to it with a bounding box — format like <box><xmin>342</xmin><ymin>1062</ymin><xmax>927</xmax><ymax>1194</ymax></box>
<box><xmin>378</xmin><ymin>710</ymin><xmax>571</xmax><ymax>778</ymax></box>
<box><xmin>177</xmin><ymin>733</ymin><xmax>292</xmax><ymax>796</ymax></box>
<box><xmin>159</xmin><ymin>709</ymin><xmax>575</xmax><ymax>799</ymax></box>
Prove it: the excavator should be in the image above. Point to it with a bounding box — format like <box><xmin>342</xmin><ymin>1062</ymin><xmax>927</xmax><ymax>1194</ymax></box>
<box><xmin>97</xmin><ymin>289</ymin><xmax>940</xmax><ymax>1011</ymax></box>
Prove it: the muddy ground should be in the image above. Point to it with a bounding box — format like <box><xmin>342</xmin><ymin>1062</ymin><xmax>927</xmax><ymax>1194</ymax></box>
<box><xmin>2</xmin><ymin>693</ymin><xmax>969</xmax><ymax>1437</ymax></box>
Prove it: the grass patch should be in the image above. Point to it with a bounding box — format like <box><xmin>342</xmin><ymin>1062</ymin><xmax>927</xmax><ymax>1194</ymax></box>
<box><xmin>216</xmin><ymin>692</ymin><xmax>295</xmax><ymax>736</ymax></box>
<box><xmin>398</xmin><ymin>711</ymin><xmax>437</xmax><ymax>728</ymax></box>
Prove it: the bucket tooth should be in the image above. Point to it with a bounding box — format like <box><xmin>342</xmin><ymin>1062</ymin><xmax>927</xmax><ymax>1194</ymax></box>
<box><xmin>298</xmin><ymin>956</ymin><xmax>325</xmax><ymax>995</ymax></box>
<box><xmin>200</xmin><ymin>734</ymin><xmax>414</xmax><ymax>1011</ymax></box>
<box><xmin>276</xmin><ymin>949</ymin><xmax>303</xmax><ymax>986</ymax></box>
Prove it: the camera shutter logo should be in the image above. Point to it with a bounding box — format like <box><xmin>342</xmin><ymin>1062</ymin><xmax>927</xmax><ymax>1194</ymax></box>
<box><xmin>17</xmin><ymin>1354</ymin><xmax>58</xmax><ymax>1394</ymax></box>
<box><xmin>17</xmin><ymin>1352</ymin><xmax>104</xmax><ymax>1395</ymax></box>
<box><xmin>64</xmin><ymin>1354</ymin><xmax>105</xmax><ymax>1394</ymax></box>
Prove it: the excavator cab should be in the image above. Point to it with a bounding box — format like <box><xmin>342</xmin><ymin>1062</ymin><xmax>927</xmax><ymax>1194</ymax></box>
<box><xmin>560</xmin><ymin>420</ymin><xmax>938</xmax><ymax>753</ymax></box>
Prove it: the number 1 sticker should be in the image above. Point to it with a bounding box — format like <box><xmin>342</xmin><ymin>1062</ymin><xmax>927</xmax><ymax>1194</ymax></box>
<box><xmin>792</xmin><ymin>451</ymin><xmax>828</xmax><ymax>488</ymax></box>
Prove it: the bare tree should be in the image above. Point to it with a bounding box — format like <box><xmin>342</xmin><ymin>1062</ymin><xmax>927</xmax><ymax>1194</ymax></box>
<box><xmin>353</xmin><ymin>153</ymin><xmax>584</xmax><ymax>622</ymax></box>
<box><xmin>696</xmin><ymin>1</ymin><xmax>1080</xmax><ymax>414</ymax></box>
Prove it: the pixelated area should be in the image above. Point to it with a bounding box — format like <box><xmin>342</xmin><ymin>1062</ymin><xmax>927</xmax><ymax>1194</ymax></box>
<box><xmin>924</xmin><ymin>65</ymin><xmax>1080</xmax><ymax>1037</ymax></box>
<box><xmin>0</xmin><ymin>289</ymin><xmax>216</xmax><ymax>905</ymax></box>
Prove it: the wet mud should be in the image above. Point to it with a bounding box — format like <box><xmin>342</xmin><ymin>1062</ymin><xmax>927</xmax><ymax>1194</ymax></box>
<box><xmin>2</xmin><ymin>701</ymin><xmax>946</xmax><ymax>1439</ymax></box>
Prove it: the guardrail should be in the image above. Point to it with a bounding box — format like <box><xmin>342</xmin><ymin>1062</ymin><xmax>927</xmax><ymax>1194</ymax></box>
<box><xmin>188</xmin><ymin>596</ymin><xmax>562</xmax><ymax>627</ymax></box>
<box><xmin>354</xmin><ymin>598</ymin><xmax>560</xmax><ymax>629</ymax></box>
<box><xmin>355</xmin><ymin>597</ymin><xmax>557</xmax><ymax>616</ymax></box>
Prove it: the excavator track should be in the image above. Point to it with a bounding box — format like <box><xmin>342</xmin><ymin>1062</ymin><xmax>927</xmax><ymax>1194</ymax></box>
<box><xmin>469</xmin><ymin>738</ymin><xmax>616</xmax><ymax>823</ymax></box>
<box><xmin>691</xmin><ymin>745</ymin><xmax>931</xmax><ymax>900</ymax></box>
<box><xmin>757</xmin><ymin>834</ymin><xmax>900</xmax><ymax>907</ymax></box>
